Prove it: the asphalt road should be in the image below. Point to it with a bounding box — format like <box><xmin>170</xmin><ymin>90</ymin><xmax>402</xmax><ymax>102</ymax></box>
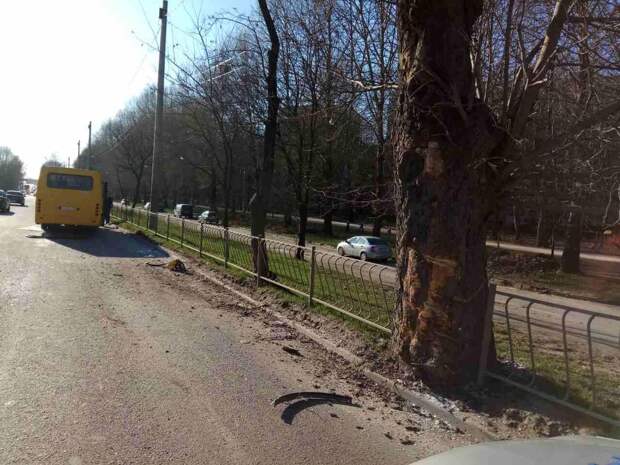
<box><xmin>1</xmin><ymin>198</ymin><xmax>473</xmax><ymax>465</ymax></box>
<box><xmin>262</xmin><ymin>211</ymin><xmax>620</xmax><ymax>265</ymax></box>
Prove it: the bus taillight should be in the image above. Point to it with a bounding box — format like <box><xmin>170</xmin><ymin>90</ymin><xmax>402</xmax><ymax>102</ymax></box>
<box><xmin>95</xmin><ymin>203</ymin><xmax>100</xmax><ymax>217</ymax></box>
<box><xmin>36</xmin><ymin>198</ymin><xmax>41</xmax><ymax>213</ymax></box>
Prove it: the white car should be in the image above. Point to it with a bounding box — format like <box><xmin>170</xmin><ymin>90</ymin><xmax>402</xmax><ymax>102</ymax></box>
<box><xmin>410</xmin><ymin>435</ymin><xmax>620</xmax><ymax>465</ymax></box>
<box><xmin>336</xmin><ymin>236</ymin><xmax>391</xmax><ymax>261</ymax></box>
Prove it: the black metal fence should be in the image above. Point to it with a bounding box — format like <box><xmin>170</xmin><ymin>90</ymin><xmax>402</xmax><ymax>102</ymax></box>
<box><xmin>479</xmin><ymin>287</ymin><xmax>620</xmax><ymax>427</ymax></box>
<box><xmin>113</xmin><ymin>203</ymin><xmax>620</xmax><ymax>427</ymax></box>
<box><xmin>113</xmin><ymin>204</ymin><xmax>394</xmax><ymax>333</ymax></box>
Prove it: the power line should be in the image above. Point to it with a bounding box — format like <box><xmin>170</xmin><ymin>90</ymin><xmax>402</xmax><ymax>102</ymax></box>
<box><xmin>127</xmin><ymin>52</ymin><xmax>150</xmax><ymax>88</ymax></box>
<box><xmin>89</xmin><ymin>124</ymin><xmax>140</xmax><ymax>160</ymax></box>
<box><xmin>137</xmin><ymin>0</ymin><xmax>160</xmax><ymax>47</ymax></box>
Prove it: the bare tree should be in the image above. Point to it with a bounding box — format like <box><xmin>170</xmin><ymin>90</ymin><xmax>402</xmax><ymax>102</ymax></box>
<box><xmin>392</xmin><ymin>0</ymin><xmax>619</xmax><ymax>386</ymax></box>
<box><xmin>251</xmin><ymin>0</ymin><xmax>281</xmax><ymax>277</ymax></box>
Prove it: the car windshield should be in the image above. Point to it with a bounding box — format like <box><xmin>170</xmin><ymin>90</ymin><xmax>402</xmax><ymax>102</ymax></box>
<box><xmin>366</xmin><ymin>238</ymin><xmax>387</xmax><ymax>245</ymax></box>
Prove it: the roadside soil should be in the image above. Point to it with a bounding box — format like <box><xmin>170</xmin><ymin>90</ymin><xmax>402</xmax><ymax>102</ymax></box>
<box><xmin>135</xmin><ymin>230</ymin><xmax>620</xmax><ymax>440</ymax></box>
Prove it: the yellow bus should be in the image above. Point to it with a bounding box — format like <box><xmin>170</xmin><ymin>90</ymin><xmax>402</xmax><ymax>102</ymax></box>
<box><xmin>35</xmin><ymin>167</ymin><xmax>103</xmax><ymax>231</ymax></box>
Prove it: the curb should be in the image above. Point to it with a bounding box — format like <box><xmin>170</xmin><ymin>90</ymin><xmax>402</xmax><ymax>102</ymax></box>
<box><xmin>189</xmin><ymin>263</ymin><xmax>495</xmax><ymax>443</ymax></box>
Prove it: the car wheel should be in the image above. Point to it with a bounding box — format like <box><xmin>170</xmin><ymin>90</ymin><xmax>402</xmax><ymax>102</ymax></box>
<box><xmin>41</xmin><ymin>224</ymin><xmax>50</xmax><ymax>232</ymax></box>
<box><xmin>337</xmin><ymin>247</ymin><xmax>345</xmax><ymax>256</ymax></box>
<box><xmin>359</xmin><ymin>252</ymin><xmax>367</xmax><ymax>261</ymax></box>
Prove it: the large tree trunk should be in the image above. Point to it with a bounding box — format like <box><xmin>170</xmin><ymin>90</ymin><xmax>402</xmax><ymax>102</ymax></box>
<box><xmin>296</xmin><ymin>202</ymin><xmax>308</xmax><ymax>260</ymax></box>
<box><xmin>322</xmin><ymin>209</ymin><xmax>333</xmax><ymax>236</ymax></box>
<box><xmin>131</xmin><ymin>168</ymin><xmax>144</xmax><ymax>208</ymax></box>
<box><xmin>372</xmin><ymin>143</ymin><xmax>386</xmax><ymax>237</ymax></box>
<box><xmin>512</xmin><ymin>205</ymin><xmax>521</xmax><ymax>241</ymax></box>
<box><xmin>536</xmin><ymin>208</ymin><xmax>554</xmax><ymax>247</ymax></box>
<box><xmin>393</xmin><ymin>0</ymin><xmax>500</xmax><ymax>387</ymax></box>
<box><xmin>252</xmin><ymin>0</ymin><xmax>280</xmax><ymax>280</ymax></box>
<box><xmin>561</xmin><ymin>208</ymin><xmax>582</xmax><ymax>273</ymax></box>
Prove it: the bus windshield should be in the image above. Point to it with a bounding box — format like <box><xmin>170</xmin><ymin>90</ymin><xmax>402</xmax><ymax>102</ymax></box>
<box><xmin>47</xmin><ymin>173</ymin><xmax>93</xmax><ymax>191</ymax></box>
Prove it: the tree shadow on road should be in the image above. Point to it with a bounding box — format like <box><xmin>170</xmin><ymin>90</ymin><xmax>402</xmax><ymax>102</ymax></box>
<box><xmin>40</xmin><ymin>226</ymin><xmax>169</xmax><ymax>258</ymax></box>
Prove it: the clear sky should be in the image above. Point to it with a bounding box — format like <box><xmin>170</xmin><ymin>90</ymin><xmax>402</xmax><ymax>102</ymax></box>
<box><xmin>0</xmin><ymin>0</ymin><xmax>253</xmax><ymax>178</ymax></box>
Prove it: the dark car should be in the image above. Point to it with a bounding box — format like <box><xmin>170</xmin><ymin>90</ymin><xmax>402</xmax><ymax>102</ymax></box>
<box><xmin>198</xmin><ymin>208</ymin><xmax>219</xmax><ymax>224</ymax></box>
<box><xmin>0</xmin><ymin>190</ymin><xmax>10</xmax><ymax>212</ymax></box>
<box><xmin>173</xmin><ymin>203</ymin><xmax>194</xmax><ymax>219</ymax></box>
<box><xmin>6</xmin><ymin>190</ymin><xmax>25</xmax><ymax>206</ymax></box>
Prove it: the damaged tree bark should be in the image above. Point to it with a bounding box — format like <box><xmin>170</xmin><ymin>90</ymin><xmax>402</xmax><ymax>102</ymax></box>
<box><xmin>393</xmin><ymin>1</ymin><xmax>502</xmax><ymax>386</ymax></box>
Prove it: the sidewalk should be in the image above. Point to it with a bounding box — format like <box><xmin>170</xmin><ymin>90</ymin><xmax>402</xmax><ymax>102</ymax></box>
<box><xmin>487</xmin><ymin>241</ymin><xmax>620</xmax><ymax>264</ymax></box>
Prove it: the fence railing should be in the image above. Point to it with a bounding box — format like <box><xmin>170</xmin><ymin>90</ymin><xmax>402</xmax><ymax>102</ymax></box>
<box><xmin>479</xmin><ymin>287</ymin><xmax>620</xmax><ymax>427</ymax></box>
<box><xmin>112</xmin><ymin>203</ymin><xmax>620</xmax><ymax>426</ymax></box>
<box><xmin>112</xmin><ymin>203</ymin><xmax>394</xmax><ymax>333</ymax></box>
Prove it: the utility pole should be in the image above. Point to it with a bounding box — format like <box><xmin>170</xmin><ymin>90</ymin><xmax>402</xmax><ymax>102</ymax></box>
<box><xmin>149</xmin><ymin>0</ymin><xmax>168</xmax><ymax>213</ymax></box>
<box><xmin>88</xmin><ymin>121</ymin><xmax>92</xmax><ymax>169</ymax></box>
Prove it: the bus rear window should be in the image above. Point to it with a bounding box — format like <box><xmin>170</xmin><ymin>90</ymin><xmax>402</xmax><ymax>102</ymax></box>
<box><xmin>47</xmin><ymin>173</ymin><xmax>93</xmax><ymax>191</ymax></box>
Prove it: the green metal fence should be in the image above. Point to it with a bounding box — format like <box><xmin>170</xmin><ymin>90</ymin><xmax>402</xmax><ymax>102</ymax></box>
<box><xmin>113</xmin><ymin>204</ymin><xmax>395</xmax><ymax>333</ymax></box>
<box><xmin>112</xmin><ymin>203</ymin><xmax>620</xmax><ymax>426</ymax></box>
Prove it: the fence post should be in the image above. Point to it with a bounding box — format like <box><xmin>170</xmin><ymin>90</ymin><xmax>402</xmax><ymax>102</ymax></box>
<box><xmin>166</xmin><ymin>215</ymin><xmax>170</xmax><ymax>240</ymax></box>
<box><xmin>256</xmin><ymin>236</ymin><xmax>264</xmax><ymax>287</ymax></box>
<box><xmin>308</xmin><ymin>246</ymin><xmax>316</xmax><ymax>306</ymax></box>
<box><xmin>199</xmin><ymin>223</ymin><xmax>204</xmax><ymax>256</ymax></box>
<box><xmin>181</xmin><ymin>218</ymin><xmax>185</xmax><ymax>246</ymax></box>
<box><xmin>477</xmin><ymin>283</ymin><xmax>497</xmax><ymax>385</ymax></box>
<box><xmin>224</xmin><ymin>227</ymin><xmax>230</xmax><ymax>268</ymax></box>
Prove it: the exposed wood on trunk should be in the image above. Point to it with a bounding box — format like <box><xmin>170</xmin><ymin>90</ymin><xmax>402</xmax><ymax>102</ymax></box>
<box><xmin>393</xmin><ymin>0</ymin><xmax>501</xmax><ymax>386</ymax></box>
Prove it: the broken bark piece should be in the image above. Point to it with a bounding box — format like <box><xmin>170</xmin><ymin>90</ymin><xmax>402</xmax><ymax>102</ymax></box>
<box><xmin>282</xmin><ymin>345</ymin><xmax>302</xmax><ymax>357</ymax></box>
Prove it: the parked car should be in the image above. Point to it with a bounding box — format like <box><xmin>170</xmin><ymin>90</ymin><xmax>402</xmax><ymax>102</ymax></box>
<box><xmin>198</xmin><ymin>208</ymin><xmax>219</xmax><ymax>224</ymax></box>
<box><xmin>6</xmin><ymin>190</ymin><xmax>25</xmax><ymax>206</ymax></box>
<box><xmin>336</xmin><ymin>236</ymin><xmax>391</xmax><ymax>261</ymax></box>
<box><xmin>173</xmin><ymin>203</ymin><xmax>194</xmax><ymax>219</ymax></box>
<box><xmin>0</xmin><ymin>190</ymin><xmax>10</xmax><ymax>212</ymax></box>
<box><xmin>120</xmin><ymin>198</ymin><xmax>129</xmax><ymax>206</ymax></box>
<box><xmin>143</xmin><ymin>202</ymin><xmax>151</xmax><ymax>211</ymax></box>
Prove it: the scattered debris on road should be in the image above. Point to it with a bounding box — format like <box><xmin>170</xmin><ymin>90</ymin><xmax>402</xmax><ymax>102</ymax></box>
<box><xmin>282</xmin><ymin>345</ymin><xmax>303</xmax><ymax>357</ymax></box>
<box><xmin>273</xmin><ymin>391</ymin><xmax>354</xmax><ymax>407</ymax></box>
<box><xmin>165</xmin><ymin>259</ymin><xmax>187</xmax><ymax>273</ymax></box>
<box><xmin>273</xmin><ymin>391</ymin><xmax>358</xmax><ymax>425</ymax></box>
